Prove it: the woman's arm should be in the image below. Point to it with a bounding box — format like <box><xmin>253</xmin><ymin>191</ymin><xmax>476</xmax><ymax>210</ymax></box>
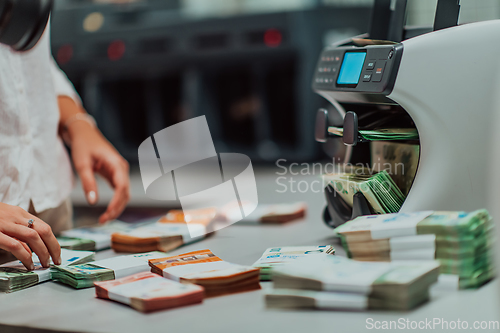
<box><xmin>53</xmin><ymin>60</ymin><xmax>130</xmax><ymax>223</ymax></box>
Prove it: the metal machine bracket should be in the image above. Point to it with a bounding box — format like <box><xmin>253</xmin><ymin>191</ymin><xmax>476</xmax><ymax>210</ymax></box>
<box><xmin>315</xmin><ymin>109</ymin><xmax>370</xmax><ymax>146</ymax></box>
<box><xmin>323</xmin><ymin>185</ymin><xmax>373</xmax><ymax>229</ymax></box>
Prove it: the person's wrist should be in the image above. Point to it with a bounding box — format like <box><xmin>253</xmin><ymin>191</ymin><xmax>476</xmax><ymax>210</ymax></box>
<box><xmin>63</xmin><ymin>114</ymin><xmax>99</xmax><ymax>145</ymax></box>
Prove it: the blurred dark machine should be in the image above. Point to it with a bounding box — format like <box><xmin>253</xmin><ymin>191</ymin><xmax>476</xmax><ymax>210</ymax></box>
<box><xmin>50</xmin><ymin>0</ymin><xmax>371</xmax><ymax>164</ymax></box>
<box><xmin>0</xmin><ymin>0</ymin><xmax>53</xmax><ymax>51</ymax></box>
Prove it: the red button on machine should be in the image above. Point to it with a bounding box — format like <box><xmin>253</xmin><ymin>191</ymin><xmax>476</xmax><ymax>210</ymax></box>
<box><xmin>372</xmin><ymin>60</ymin><xmax>386</xmax><ymax>82</ymax></box>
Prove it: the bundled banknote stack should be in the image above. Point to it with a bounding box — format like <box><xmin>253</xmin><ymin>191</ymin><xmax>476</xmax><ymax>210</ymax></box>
<box><xmin>61</xmin><ymin>220</ymin><xmax>140</xmax><ymax>251</ymax></box>
<box><xmin>222</xmin><ymin>202</ymin><xmax>307</xmax><ymax>224</ymax></box>
<box><xmin>57</xmin><ymin>237</ymin><xmax>96</xmax><ymax>251</ymax></box>
<box><xmin>95</xmin><ymin>272</ymin><xmax>204</xmax><ymax>312</ymax></box>
<box><xmin>149</xmin><ymin>249</ymin><xmax>260</xmax><ymax>297</ymax></box>
<box><xmin>111</xmin><ymin>209</ymin><xmax>215</xmax><ymax>253</ymax></box>
<box><xmin>253</xmin><ymin>245</ymin><xmax>335</xmax><ymax>280</ymax></box>
<box><xmin>51</xmin><ymin>251</ymin><xmax>166</xmax><ymax>289</ymax></box>
<box><xmin>335</xmin><ymin>210</ymin><xmax>494</xmax><ymax>289</ymax></box>
<box><xmin>0</xmin><ymin>249</ymin><xmax>95</xmax><ymax>293</ymax></box>
<box><xmin>266</xmin><ymin>255</ymin><xmax>440</xmax><ymax>311</ymax></box>
<box><xmin>323</xmin><ymin>169</ymin><xmax>405</xmax><ymax>214</ymax></box>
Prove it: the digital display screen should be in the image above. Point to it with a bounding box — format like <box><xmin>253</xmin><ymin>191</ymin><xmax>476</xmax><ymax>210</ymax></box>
<box><xmin>337</xmin><ymin>52</ymin><xmax>367</xmax><ymax>85</ymax></box>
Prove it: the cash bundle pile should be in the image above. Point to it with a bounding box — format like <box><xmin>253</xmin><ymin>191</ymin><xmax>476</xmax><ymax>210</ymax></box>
<box><xmin>62</xmin><ymin>220</ymin><xmax>139</xmax><ymax>251</ymax></box>
<box><xmin>335</xmin><ymin>210</ymin><xmax>494</xmax><ymax>289</ymax></box>
<box><xmin>266</xmin><ymin>255</ymin><xmax>440</xmax><ymax>311</ymax></box>
<box><xmin>111</xmin><ymin>208</ymin><xmax>215</xmax><ymax>253</ymax></box>
<box><xmin>0</xmin><ymin>249</ymin><xmax>95</xmax><ymax>293</ymax></box>
<box><xmin>149</xmin><ymin>249</ymin><xmax>260</xmax><ymax>297</ymax></box>
<box><xmin>323</xmin><ymin>169</ymin><xmax>405</xmax><ymax>214</ymax></box>
<box><xmin>222</xmin><ymin>202</ymin><xmax>307</xmax><ymax>224</ymax></box>
<box><xmin>51</xmin><ymin>251</ymin><xmax>166</xmax><ymax>289</ymax></box>
<box><xmin>253</xmin><ymin>245</ymin><xmax>335</xmax><ymax>281</ymax></box>
<box><xmin>95</xmin><ymin>272</ymin><xmax>204</xmax><ymax>312</ymax></box>
<box><xmin>57</xmin><ymin>236</ymin><xmax>96</xmax><ymax>251</ymax></box>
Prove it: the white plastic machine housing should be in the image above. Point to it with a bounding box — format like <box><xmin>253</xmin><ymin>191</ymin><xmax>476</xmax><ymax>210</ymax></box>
<box><xmin>315</xmin><ymin>20</ymin><xmax>500</xmax><ymax>213</ymax></box>
<box><xmin>390</xmin><ymin>20</ymin><xmax>500</xmax><ymax>213</ymax></box>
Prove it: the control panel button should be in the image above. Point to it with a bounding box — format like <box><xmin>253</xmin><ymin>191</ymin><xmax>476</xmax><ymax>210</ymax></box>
<box><xmin>362</xmin><ymin>73</ymin><xmax>372</xmax><ymax>82</ymax></box>
<box><xmin>372</xmin><ymin>61</ymin><xmax>386</xmax><ymax>82</ymax></box>
<box><xmin>366</xmin><ymin>60</ymin><xmax>376</xmax><ymax>70</ymax></box>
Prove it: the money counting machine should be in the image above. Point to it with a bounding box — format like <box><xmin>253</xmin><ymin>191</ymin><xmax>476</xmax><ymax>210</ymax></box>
<box><xmin>314</xmin><ymin>0</ymin><xmax>500</xmax><ymax>228</ymax></box>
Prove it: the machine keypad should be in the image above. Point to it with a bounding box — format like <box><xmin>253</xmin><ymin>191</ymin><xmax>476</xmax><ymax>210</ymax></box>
<box><xmin>313</xmin><ymin>44</ymin><xmax>402</xmax><ymax>96</ymax></box>
<box><xmin>372</xmin><ymin>60</ymin><xmax>386</xmax><ymax>82</ymax></box>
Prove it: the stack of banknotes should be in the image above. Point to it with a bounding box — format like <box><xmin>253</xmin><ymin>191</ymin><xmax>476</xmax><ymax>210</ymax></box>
<box><xmin>149</xmin><ymin>249</ymin><xmax>260</xmax><ymax>297</ymax></box>
<box><xmin>266</xmin><ymin>256</ymin><xmax>440</xmax><ymax>311</ymax></box>
<box><xmin>323</xmin><ymin>169</ymin><xmax>405</xmax><ymax>214</ymax></box>
<box><xmin>252</xmin><ymin>245</ymin><xmax>335</xmax><ymax>281</ymax></box>
<box><xmin>370</xmin><ymin>141</ymin><xmax>419</xmax><ymax>196</ymax></box>
<box><xmin>61</xmin><ymin>220</ymin><xmax>140</xmax><ymax>251</ymax></box>
<box><xmin>51</xmin><ymin>251</ymin><xmax>166</xmax><ymax>289</ymax></box>
<box><xmin>57</xmin><ymin>237</ymin><xmax>96</xmax><ymax>251</ymax></box>
<box><xmin>95</xmin><ymin>272</ymin><xmax>204</xmax><ymax>312</ymax></box>
<box><xmin>0</xmin><ymin>249</ymin><xmax>95</xmax><ymax>293</ymax></box>
<box><xmin>222</xmin><ymin>202</ymin><xmax>307</xmax><ymax>224</ymax></box>
<box><xmin>335</xmin><ymin>210</ymin><xmax>494</xmax><ymax>289</ymax></box>
<box><xmin>111</xmin><ymin>209</ymin><xmax>215</xmax><ymax>253</ymax></box>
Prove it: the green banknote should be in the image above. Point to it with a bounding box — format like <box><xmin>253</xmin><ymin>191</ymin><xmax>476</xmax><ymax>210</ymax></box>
<box><xmin>269</xmin><ymin>256</ymin><xmax>439</xmax><ymax>311</ymax></box>
<box><xmin>0</xmin><ymin>249</ymin><xmax>95</xmax><ymax>293</ymax></box>
<box><xmin>57</xmin><ymin>237</ymin><xmax>96</xmax><ymax>251</ymax></box>
<box><xmin>51</xmin><ymin>264</ymin><xmax>115</xmax><ymax>289</ymax></box>
<box><xmin>328</xmin><ymin>127</ymin><xmax>418</xmax><ymax>141</ymax></box>
<box><xmin>252</xmin><ymin>246</ymin><xmax>335</xmax><ymax>281</ymax></box>
<box><xmin>0</xmin><ymin>268</ymin><xmax>38</xmax><ymax>293</ymax></box>
<box><xmin>417</xmin><ymin>210</ymin><xmax>492</xmax><ymax>237</ymax></box>
<box><xmin>370</xmin><ymin>141</ymin><xmax>420</xmax><ymax>195</ymax></box>
<box><xmin>323</xmin><ymin>169</ymin><xmax>405</xmax><ymax>214</ymax></box>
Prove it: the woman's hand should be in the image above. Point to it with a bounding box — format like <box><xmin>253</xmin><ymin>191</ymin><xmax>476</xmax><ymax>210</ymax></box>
<box><xmin>58</xmin><ymin>96</ymin><xmax>130</xmax><ymax>224</ymax></box>
<box><xmin>0</xmin><ymin>203</ymin><xmax>61</xmax><ymax>270</ymax></box>
<box><xmin>68</xmin><ymin>121</ymin><xmax>130</xmax><ymax>224</ymax></box>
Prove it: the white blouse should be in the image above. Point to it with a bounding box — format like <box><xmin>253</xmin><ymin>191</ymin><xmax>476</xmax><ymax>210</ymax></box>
<box><xmin>0</xmin><ymin>25</ymin><xmax>79</xmax><ymax>212</ymax></box>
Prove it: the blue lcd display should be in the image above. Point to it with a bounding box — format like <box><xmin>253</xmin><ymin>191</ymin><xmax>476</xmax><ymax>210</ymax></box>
<box><xmin>337</xmin><ymin>52</ymin><xmax>367</xmax><ymax>85</ymax></box>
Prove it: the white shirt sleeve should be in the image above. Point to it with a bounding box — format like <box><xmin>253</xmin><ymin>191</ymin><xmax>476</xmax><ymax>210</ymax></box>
<box><xmin>50</xmin><ymin>57</ymin><xmax>82</xmax><ymax>106</ymax></box>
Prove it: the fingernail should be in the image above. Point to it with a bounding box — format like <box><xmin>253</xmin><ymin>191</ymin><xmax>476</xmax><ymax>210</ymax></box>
<box><xmin>45</xmin><ymin>259</ymin><xmax>51</xmax><ymax>267</ymax></box>
<box><xmin>55</xmin><ymin>257</ymin><xmax>62</xmax><ymax>265</ymax></box>
<box><xmin>87</xmin><ymin>191</ymin><xmax>97</xmax><ymax>205</ymax></box>
<box><xmin>30</xmin><ymin>263</ymin><xmax>35</xmax><ymax>270</ymax></box>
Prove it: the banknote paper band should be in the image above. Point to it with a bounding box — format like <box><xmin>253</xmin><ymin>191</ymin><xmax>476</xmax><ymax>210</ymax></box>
<box><xmin>161</xmin><ymin>261</ymin><xmax>237</xmax><ymax>282</ymax></box>
<box><xmin>91</xmin><ymin>252</ymin><xmax>166</xmax><ymax>279</ymax></box>
<box><xmin>389</xmin><ymin>234</ymin><xmax>436</xmax><ymax>251</ymax></box>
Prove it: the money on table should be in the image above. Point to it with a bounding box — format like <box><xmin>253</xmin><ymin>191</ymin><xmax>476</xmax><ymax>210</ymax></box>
<box><xmin>267</xmin><ymin>255</ymin><xmax>440</xmax><ymax>311</ymax></box>
<box><xmin>149</xmin><ymin>249</ymin><xmax>260</xmax><ymax>297</ymax></box>
<box><xmin>57</xmin><ymin>236</ymin><xmax>96</xmax><ymax>251</ymax></box>
<box><xmin>0</xmin><ymin>249</ymin><xmax>95</xmax><ymax>293</ymax></box>
<box><xmin>335</xmin><ymin>210</ymin><xmax>494</xmax><ymax>289</ymax></box>
<box><xmin>253</xmin><ymin>245</ymin><xmax>335</xmax><ymax>281</ymax></box>
<box><xmin>222</xmin><ymin>202</ymin><xmax>307</xmax><ymax>224</ymax></box>
<box><xmin>95</xmin><ymin>272</ymin><xmax>204</xmax><ymax>312</ymax></box>
<box><xmin>50</xmin><ymin>251</ymin><xmax>167</xmax><ymax>289</ymax></box>
<box><xmin>111</xmin><ymin>208</ymin><xmax>215</xmax><ymax>253</ymax></box>
<box><xmin>61</xmin><ymin>220</ymin><xmax>141</xmax><ymax>251</ymax></box>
